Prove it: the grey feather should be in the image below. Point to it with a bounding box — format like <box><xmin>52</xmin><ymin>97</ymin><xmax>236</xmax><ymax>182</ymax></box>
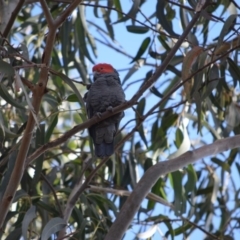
<box><xmin>86</xmin><ymin>71</ymin><xmax>125</xmax><ymax>158</ymax></box>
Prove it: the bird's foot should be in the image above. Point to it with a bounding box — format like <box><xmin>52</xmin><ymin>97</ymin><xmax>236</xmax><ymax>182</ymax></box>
<box><xmin>107</xmin><ymin>106</ymin><xmax>113</xmax><ymax>112</ymax></box>
<box><xmin>96</xmin><ymin>112</ymin><xmax>102</xmax><ymax>118</ymax></box>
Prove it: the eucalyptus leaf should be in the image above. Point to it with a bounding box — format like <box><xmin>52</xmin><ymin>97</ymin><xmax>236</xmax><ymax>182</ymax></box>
<box><xmin>22</xmin><ymin>206</ymin><xmax>36</xmax><ymax>240</ymax></box>
<box><xmin>41</xmin><ymin>217</ymin><xmax>67</xmax><ymax>239</ymax></box>
<box><xmin>0</xmin><ymin>59</ymin><xmax>14</xmax><ymax>77</ymax></box>
<box><xmin>0</xmin><ymin>83</ymin><xmax>25</xmax><ymax>109</ymax></box>
<box><xmin>131</xmin><ymin>37</ymin><xmax>151</xmax><ymax>63</ymax></box>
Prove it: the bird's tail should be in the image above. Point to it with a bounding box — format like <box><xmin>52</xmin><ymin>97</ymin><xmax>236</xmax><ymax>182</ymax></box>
<box><xmin>94</xmin><ymin>124</ymin><xmax>116</xmax><ymax>158</ymax></box>
<box><xmin>94</xmin><ymin>142</ymin><xmax>114</xmax><ymax>158</ymax></box>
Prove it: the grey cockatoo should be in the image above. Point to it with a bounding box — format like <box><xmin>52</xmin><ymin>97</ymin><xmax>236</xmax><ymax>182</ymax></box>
<box><xmin>85</xmin><ymin>63</ymin><xmax>125</xmax><ymax>158</ymax></box>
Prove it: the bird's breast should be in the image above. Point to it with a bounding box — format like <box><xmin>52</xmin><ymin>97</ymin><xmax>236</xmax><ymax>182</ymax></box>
<box><xmin>89</xmin><ymin>79</ymin><xmax>125</xmax><ymax>113</ymax></box>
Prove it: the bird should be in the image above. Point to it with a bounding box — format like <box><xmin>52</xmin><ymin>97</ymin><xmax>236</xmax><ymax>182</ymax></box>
<box><xmin>85</xmin><ymin>63</ymin><xmax>125</xmax><ymax>158</ymax></box>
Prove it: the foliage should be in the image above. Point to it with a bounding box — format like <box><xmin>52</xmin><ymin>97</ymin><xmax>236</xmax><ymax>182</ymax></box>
<box><xmin>0</xmin><ymin>0</ymin><xmax>240</xmax><ymax>239</ymax></box>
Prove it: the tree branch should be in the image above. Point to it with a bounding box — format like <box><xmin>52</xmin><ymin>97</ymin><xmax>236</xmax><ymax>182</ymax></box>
<box><xmin>0</xmin><ymin>0</ymin><xmax>83</xmax><ymax>229</ymax></box>
<box><xmin>40</xmin><ymin>0</ymin><xmax>54</xmax><ymax>27</ymax></box>
<box><xmin>1</xmin><ymin>0</ymin><xmax>25</xmax><ymax>41</ymax></box>
<box><xmin>54</xmin><ymin>0</ymin><xmax>83</xmax><ymax>28</ymax></box>
<box><xmin>88</xmin><ymin>185</ymin><xmax>172</xmax><ymax>208</ymax></box>
<box><xmin>105</xmin><ymin>135</ymin><xmax>240</xmax><ymax>240</ymax></box>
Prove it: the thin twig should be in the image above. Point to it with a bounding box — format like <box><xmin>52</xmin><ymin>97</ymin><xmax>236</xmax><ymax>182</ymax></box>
<box><xmin>54</xmin><ymin>0</ymin><xmax>83</xmax><ymax>27</ymax></box>
<box><xmin>40</xmin><ymin>0</ymin><xmax>54</xmax><ymax>27</ymax></box>
<box><xmin>27</xmin><ymin>166</ymin><xmax>64</xmax><ymax>217</ymax></box>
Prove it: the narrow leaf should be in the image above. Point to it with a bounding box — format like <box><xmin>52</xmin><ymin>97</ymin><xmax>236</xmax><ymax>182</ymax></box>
<box><xmin>170</xmin><ymin>171</ymin><xmax>186</xmax><ymax>215</ymax></box>
<box><xmin>114</xmin><ymin>0</ymin><xmax>140</xmax><ymax>24</ymax></box>
<box><xmin>49</xmin><ymin>70</ymin><xmax>86</xmax><ymax>114</ymax></box>
<box><xmin>201</xmin><ymin>64</ymin><xmax>219</xmax><ymax>99</ymax></box>
<box><xmin>5</xmin><ymin>228</ymin><xmax>22</xmax><ymax>240</ymax></box>
<box><xmin>0</xmin><ymin>83</ymin><xmax>25</xmax><ymax>109</ymax></box>
<box><xmin>45</xmin><ymin>114</ymin><xmax>58</xmax><ymax>142</ymax></box>
<box><xmin>182</xmin><ymin>46</ymin><xmax>204</xmax><ymax>99</ymax></box>
<box><xmin>126</xmin><ymin>25</ymin><xmax>149</xmax><ymax>34</ymax></box>
<box><xmin>214</xmin><ymin>14</ymin><xmax>238</xmax><ymax>55</ymax></box>
<box><xmin>15</xmin><ymin>71</ymin><xmax>39</xmax><ymax>127</ymax></box>
<box><xmin>227</xmin><ymin>57</ymin><xmax>240</xmax><ymax>87</ymax></box>
<box><xmin>113</xmin><ymin>0</ymin><xmax>123</xmax><ymax>19</ymax></box>
<box><xmin>150</xmin><ymin>86</ymin><xmax>163</xmax><ymax>98</ymax></box>
<box><xmin>0</xmin><ymin>151</ymin><xmax>17</xmax><ymax>201</ymax></box>
<box><xmin>156</xmin><ymin>0</ymin><xmax>179</xmax><ymax>38</ymax></box>
<box><xmin>0</xmin><ymin>59</ymin><xmax>14</xmax><ymax>77</ymax></box>
<box><xmin>22</xmin><ymin>206</ymin><xmax>37</xmax><ymax>240</ymax></box>
<box><xmin>41</xmin><ymin>217</ymin><xmax>66</xmax><ymax>239</ymax></box>
<box><xmin>131</xmin><ymin>37</ymin><xmax>151</xmax><ymax>63</ymax></box>
<box><xmin>211</xmin><ymin>157</ymin><xmax>231</xmax><ymax>172</ymax></box>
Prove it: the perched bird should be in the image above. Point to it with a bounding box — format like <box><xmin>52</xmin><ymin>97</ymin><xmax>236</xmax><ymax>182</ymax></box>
<box><xmin>85</xmin><ymin>63</ymin><xmax>125</xmax><ymax>158</ymax></box>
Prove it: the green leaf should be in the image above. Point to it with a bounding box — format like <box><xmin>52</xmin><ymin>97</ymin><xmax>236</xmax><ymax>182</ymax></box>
<box><xmin>211</xmin><ymin>157</ymin><xmax>231</xmax><ymax>173</ymax></box>
<box><xmin>66</xmin><ymin>93</ymin><xmax>79</xmax><ymax>102</ymax></box>
<box><xmin>136</xmin><ymin>97</ymin><xmax>146</xmax><ymax>117</ymax></box>
<box><xmin>175</xmin><ymin>128</ymin><xmax>183</xmax><ymax>148</ymax></box>
<box><xmin>59</xmin><ymin>19</ymin><xmax>71</xmax><ymax>73</ymax></box>
<box><xmin>20</xmin><ymin>43</ymin><xmax>29</xmax><ymax>61</ymax></box>
<box><xmin>114</xmin><ymin>0</ymin><xmax>140</xmax><ymax>24</ymax></box>
<box><xmin>0</xmin><ymin>109</ymin><xmax>18</xmax><ymax>138</ymax></box>
<box><xmin>169</xmin><ymin>171</ymin><xmax>186</xmax><ymax>216</ymax></box>
<box><xmin>184</xmin><ymin>164</ymin><xmax>198</xmax><ymax>194</ymax></box>
<box><xmin>13</xmin><ymin>189</ymin><xmax>29</xmax><ymax>203</ymax></box>
<box><xmin>156</xmin><ymin>0</ymin><xmax>179</xmax><ymax>38</ymax></box>
<box><xmin>113</xmin><ymin>0</ymin><xmax>123</xmax><ymax>19</ymax></box>
<box><xmin>148</xmin><ymin>178</ymin><xmax>163</xmax><ymax>210</ymax></box>
<box><xmin>227</xmin><ymin>57</ymin><xmax>240</xmax><ymax>87</ymax></box>
<box><xmin>41</xmin><ymin>217</ymin><xmax>67</xmax><ymax>239</ymax></box>
<box><xmin>143</xmin><ymin>158</ymin><xmax>153</xmax><ymax>172</ymax></box>
<box><xmin>36</xmin><ymin>200</ymin><xmax>59</xmax><ymax>215</ymax></box>
<box><xmin>161</xmin><ymin>110</ymin><xmax>178</xmax><ymax>131</ymax></box>
<box><xmin>0</xmin><ymin>59</ymin><xmax>14</xmax><ymax>77</ymax></box>
<box><xmin>76</xmin><ymin>6</ymin><xmax>94</xmax><ymax>64</ymax></box>
<box><xmin>138</xmin><ymin>125</ymin><xmax>148</xmax><ymax>149</ymax></box>
<box><xmin>101</xmin><ymin>8</ymin><xmax>114</xmax><ymax>40</ymax></box>
<box><xmin>5</xmin><ymin>228</ymin><xmax>22</xmax><ymax>240</ymax></box>
<box><xmin>22</xmin><ymin>206</ymin><xmax>36</xmax><ymax>240</ymax></box>
<box><xmin>49</xmin><ymin>70</ymin><xmax>86</xmax><ymax>121</ymax></box>
<box><xmin>0</xmin><ymin>151</ymin><xmax>18</xmax><ymax>201</ymax></box>
<box><xmin>149</xmin><ymin>50</ymin><xmax>162</xmax><ymax>59</ymax></box>
<box><xmin>157</xmin><ymin>35</ymin><xmax>171</xmax><ymax>51</ymax></box>
<box><xmin>135</xmin><ymin>98</ymin><xmax>147</xmax><ymax>147</ymax></box>
<box><xmin>0</xmin><ymin>83</ymin><xmax>25</xmax><ymax>109</ymax></box>
<box><xmin>150</xmin><ymin>86</ymin><xmax>163</xmax><ymax>98</ymax></box>
<box><xmin>215</xmin><ymin>14</ymin><xmax>238</xmax><ymax>50</ymax></box>
<box><xmin>15</xmin><ymin>72</ymin><xmax>39</xmax><ymax>127</ymax></box>
<box><xmin>73</xmin><ymin>58</ymin><xmax>89</xmax><ymax>84</ymax></box>
<box><xmin>32</xmin><ymin>125</ymin><xmax>46</xmax><ymax>190</ymax></box>
<box><xmin>126</xmin><ymin>25</ymin><xmax>149</xmax><ymax>34</ymax></box>
<box><xmin>130</xmin><ymin>37</ymin><xmax>151</xmax><ymax>63</ymax></box>
<box><xmin>166</xmin><ymin>65</ymin><xmax>181</xmax><ymax>77</ymax></box>
<box><xmin>171</xmin><ymin>223</ymin><xmax>192</xmax><ymax>236</ymax></box>
<box><xmin>201</xmin><ymin>64</ymin><xmax>219</xmax><ymax>99</ymax></box>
